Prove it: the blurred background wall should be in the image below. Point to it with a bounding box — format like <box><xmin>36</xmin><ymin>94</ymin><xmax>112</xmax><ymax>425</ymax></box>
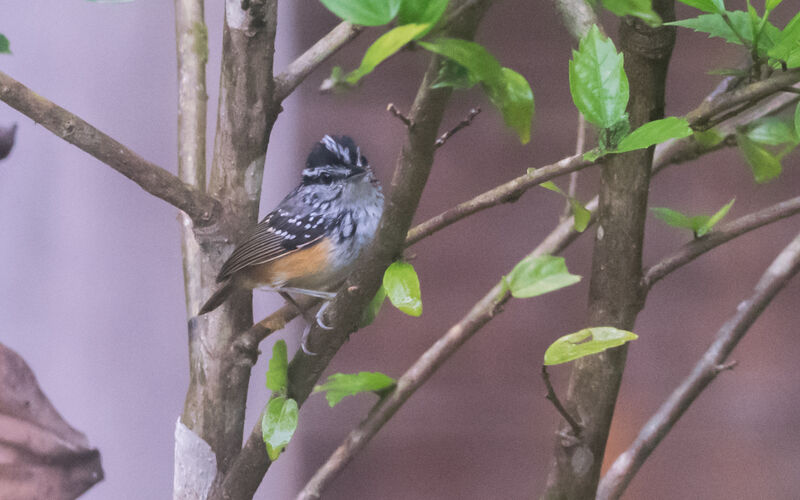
<box><xmin>1</xmin><ymin>1</ymin><xmax>799</xmax><ymax>499</ymax></box>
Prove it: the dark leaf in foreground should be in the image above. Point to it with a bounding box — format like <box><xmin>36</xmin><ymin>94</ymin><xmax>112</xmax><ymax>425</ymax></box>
<box><xmin>0</xmin><ymin>123</ymin><xmax>17</xmax><ymax>160</ymax></box>
<box><xmin>0</xmin><ymin>342</ymin><xmax>103</xmax><ymax>499</ymax></box>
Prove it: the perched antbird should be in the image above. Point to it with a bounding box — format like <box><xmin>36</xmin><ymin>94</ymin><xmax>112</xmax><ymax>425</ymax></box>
<box><xmin>198</xmin><ymin>135</ymin><xmax>384</xmax><ymax>344</ymax></box>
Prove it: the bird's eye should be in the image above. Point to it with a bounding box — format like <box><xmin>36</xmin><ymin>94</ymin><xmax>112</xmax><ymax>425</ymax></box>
<box><xmin>319</xmin><ymin>172</ymin><xmax>333</xmax><ymax>184</ymax></box>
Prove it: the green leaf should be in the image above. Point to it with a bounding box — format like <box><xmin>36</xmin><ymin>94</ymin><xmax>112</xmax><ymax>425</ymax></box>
<box><xmin>419</xmin><ymin>38</ymin><xmax>503</xmax><ymax>87</ymax></box>
<box><xmin>360</xmin><ymin>286</ymin><xmax>387</xmax><ymax>327</ymax></box>
<box><xmin>261</xmin><ymin>397</ymin><xmax>298</xmax><ymax>461</ymax></box>
<box><xmin>539</xmin><ymin>182</ymin><xmax>591</xmax><ymax>232</ymax></box>
<box><xmin>650</xmin><ymin>199</ymin><xmax>735</xmax><ymax>236</ymax></box>
<box><xmin>265</xmin><ymin>340</ymin><xmax>289</xmax><ymax>394</ymax></box>
<box><xmin>569</xmin><ymin>25</ymin><xmax>629</xmax><ymax>130</ymax></box>
<box><xmin>488</xmin><ymin>68</ymin><xmax>534</xmax><ymax>144</ymax></box>
<box><xmin>768</xmin><ymin>11</ymin><xmax>800</xmax><ymax>68</ymax></box>
<box><xmin>0</xmin><ymin>35</ymin><xmax>9</xmax><ymax>55</ymax></box>
<box><xmin>540</xmin><ymin>181</ymin><xmax>563</xmax><ymax>195</ymax></box>
<box><xmin>795</xmin><ymin>102</ymin><xmax>800</xmax><ymax>141</ymax></box>
<box><xmin>766</xmin><ymin>0</ymin><xmax>783</xmax><ymax>11</ymax></box>
<box><xmin>693</xmin><ymin>129</ymin><xmax>725</xmax><ymax>147</ymax></box>
<box><xmin>583</xmin><ymin>148</ymin><xmax>604</xmax><ymax>162</ymax></box>
<box><xmin>599</xmin><ymin>119</ymin><xmax>631</xmax><ymax>150</ymax></box>
<box><xmin>613</xmin><ymin>117</ymin><xmax>693</xmax><ymax>153</ymax></box>
<box><xmin>313</xmin><ymin>372</ymin><xmax>396</xmax><ymax>407</ymax></box>
<box><xmin>507</xmin><ymin>255</ymin><xmax>581</xmax><ymax>299</ymax></box>
<box><xmin>544</xmin><ymin>327</ymin><xmax>638</xmax><ymax>365</ymax></box>
<box><xmin>745</xmin><ymin>117</ymin><xmax>796</xmax><ymax>145</ymax></box>
<box><xmin>345</xmin><ymin>23</ymin><xmax>430</xmax><ymax>84</ymax></box>
<box><xmin>676</xmin><ymin>0</ymin><xmax>724</xmax><ymax>13</ymax></box>
<box><xmin>397</xmin><ymin>0</ymin><xmax>448</xmax><ymax>26</ymax></box>
<box><xmin>432</xmin><ymin>59</ymin><xmax>480</xmax><ymax>89</ymax></box>
<box><xmin>650</xmin><ymin>206</ymin><xmax>695</xmax><ymax>230</ymax></box>
<box><xmin>320</xmin><ymin>0</ymin><xmax>402</xmax><ymax>26</ymax></box>
<box><xmin>569</xmin><ymin>198</ymin><xmax>592</xmax><ymax>232</ymax></box>
<box><xmin>383</xmin><ymin>261</ymin><xmax>422</xmax><ymax>316</ymax></box>
<box><xmin>737</xmin><ymin>133</ymin><xmax>783</xmax><ymax>183</ymax></box>
<box><xmin>668</xmin><ymin>12</ymin><xmax>781</xmax><ymax>54</ymax></box>
<box><xmin>602</xmin><ymin>0</ymin><xmax>662</xmax><ymax>26</ymax></box>
<box><xmin>697</xmin><ymin>198</ymin><xmax>735</xmax><ymax>237</ymax></box>
<box><xmin>419</xmin><ymin>38</ymin><xmax>534</xmax><ymax>143</ymax></box>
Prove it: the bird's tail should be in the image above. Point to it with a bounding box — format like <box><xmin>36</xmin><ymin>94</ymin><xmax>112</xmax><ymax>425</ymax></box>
<box><xmin>198</xmin><ymin>282</ymin><xmax>234</xmax><ymax>315</ymax></box>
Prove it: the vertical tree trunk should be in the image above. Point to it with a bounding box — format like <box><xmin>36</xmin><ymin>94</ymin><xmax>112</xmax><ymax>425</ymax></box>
<box><xmin>178</xmin><ymin>1</ymin><xmax>279</xmax><ymax>492</ymax></box>
<box><xmin>542</xmin><ymin>3</ymin><xmax>676</xmax><ymax>498</ymax></box>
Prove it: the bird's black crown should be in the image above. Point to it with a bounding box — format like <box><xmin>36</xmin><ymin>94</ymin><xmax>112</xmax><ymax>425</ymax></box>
<box><xmin>302</xmin><ymin>135</ymin><xmax>367</xmax><ymax>185</ymax></box>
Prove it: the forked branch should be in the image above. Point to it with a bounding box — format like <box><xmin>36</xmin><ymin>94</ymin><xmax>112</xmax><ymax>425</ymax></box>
<box><xmin>597</xmin><ymin>231</ymin><xmax>800</xmax><ymax>499</ymax></box>
<box><xmin>0</xmin><ymin>70</ymin><xmax>220</xmax><ymax>226</ymax></box>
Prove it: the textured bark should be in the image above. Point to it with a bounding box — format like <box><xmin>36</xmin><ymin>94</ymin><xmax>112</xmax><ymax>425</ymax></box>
<box><xmin>210</xmin><ymin>2</ymin><xmax>493</xmax><ymax>498</ymax></box>
<box><xmin>179</xmin><ymin>0</ymin><xmax>278</xmax><ymax>484</ymax></box>
<box><xmin>542</xmin><ymin>4</ymin><xmax>676</xmax><ymax>499</ymax></box>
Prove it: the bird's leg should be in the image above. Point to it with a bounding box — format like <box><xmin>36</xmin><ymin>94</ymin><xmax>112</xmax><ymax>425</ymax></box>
<box><xmin>278</xmin><ymin>291</ymin><xmax>319</xmax><ymax>356</ymax></box>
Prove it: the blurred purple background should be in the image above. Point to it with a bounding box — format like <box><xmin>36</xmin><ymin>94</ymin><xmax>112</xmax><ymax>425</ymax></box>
<box><xmin>1</xmin><ymin>2</ymin><xmax>799</xmax><ymax>499</ymax></box>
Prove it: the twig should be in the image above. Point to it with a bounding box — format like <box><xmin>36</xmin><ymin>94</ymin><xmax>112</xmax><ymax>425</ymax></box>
<box><xmin>435</xmin><ymin>107</ymin><xmax>480</xmax><ymax>148</ymax></box>
<box><xmin>542</xmin><ymin>366</ymin><xmax>582</xmax><ymax>436</ymax></box>
<box><xmin>405</xmin><ymin>152</ymin><xmax>594</xmax><ymax>246</ymax></box>
<box><xmin>642</xmin><ymin>196</ymin><xmax>800</xmax><ymax>290</ymax></box>
<box><xmin>406</xmin><ymin>78</ymin><xmax>800</xmax><ymax>250</ymax></box>
<box><xmin>597</xmin><ymin>231</ymin><xmax>800</xmax><ymax>500</ymax></box>
<box><xmin>564</xmin><ymin>113</ymin><xmax>586</xmax><ymax>217</ymax></box>
<box><xmin>297</xmin><ymin>279</ymin><xmax>512</xmax><ymax>500</ymax></box>
<box><xmin>297</xmin><ymin>202</ymin><xmax>598</xmax><ymax>498</ymax></box>
<box><xmin>212</xmin><ymin>4</ymin><xmax>495</xmax><ymax>497</ymax></box>
<box><xmin>274</xmin><ymin>22</ymin><xmax>363</xmax><ymax>102</ymax></box>
<box><xmin>781</xmin><ymin>86</ymin><xmax>800</xmax><ymax>95</ymax></box>
<box><xmin>686</xmin><ymin>69</ymin><xmax>800</xmax><ymax>129</ymax></box>
<box><xmin>295</xmin><ymin>101</ymin><xmax>800</xmax><ymax>500</ymax></box>
<box><xmin>551</xmin><ymin>0</ymin><xmax>603</xmax><ymax>41</ymax></box>
<box><xmin>387</xmin><ymin>103</ymin><xmax>413</xmax><ymax>128</ymax></box>
<box><xmin>0</xmin><ymin>70</ymin><xmax>221</xmax><ymax>226</ymax></box>
<box><xmin>230</xmin><ymin>296</ymin><xmax>319</xmax><ymax>364</ymax></box>
<box><xmin>174</xmin><ymin>0</ymin><xmax>210</xmax><ymax>321</ymax></box>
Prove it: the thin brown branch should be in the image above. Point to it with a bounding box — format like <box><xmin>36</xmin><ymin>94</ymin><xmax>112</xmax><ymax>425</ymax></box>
<box><xmin>405</xmin><ymin>79</ymin><xmax>800</xmax><ymax>251</ymax></box>
<box><xmin>297</xmin><ymin>279</ymin><xmax>510</xmax><ymax>500</ymax></box>
<box><xmin>213</xmin><ymin>3</ymin><xmax>494</xmax><ymax>498</ymax></box>
<box><xmin>642</xmin><ymin>196</ymin><xmax>800</xmax><ymax>290</ymax></box>
<box><xmin>551</xmin><ymin>0</ymin><xmax>603</xmax><ymax>40</ymax></box>
<box><xmin>405</xmin><ymin>152</ymin><xmax>593</xmax><ymax>246</ymax></box>
<box><xmin>564</xmin><ymin>113</ymin><xmax>586</xmax><ymax>217</ymax></box>
<box><xmin>174</xmin><ymin>0</ymin><xmax>209</xmax><ymax>321</ymax></box>
<box><xmin>387</xmin><ymin>103</ymin><xmax>413</xmax><ymax>128</ymax></box>
<box><xmin>542</xmin><ymin>366</ymin><xmax>582</xmax><ymax>436</ymax></box>
<box><xmin>0</xmin><ymin>70</ymin><xmax>220</xmax><ymax>226</ymax></box>
<box><xmin>297</xmin><ymin>212</ymin><xmax>587</xmax><ymax>499</ymax></box>
<box><xmin>544</xmin><ymin>5</ymin><xmax>677</xmax><ymax>496</ymax></box>
<box><xmin>435</xmin><ymin>107</ymin><xmax>481</xmax><ymax>148</ymax></box>
<box><xmin>686</xmin><ymin>69</ymin><xmax>800</xmax><ymax>129</ymax></box>
<box><xmin>597</xmin><ymin>231</ymin><xmax>800</xmax><ymax>500</ymax></box>
<box><xmin>274</xmin><ymin>22</ymin><xmax>363</xmax><ymax>102</ymax></box>
<box><xmin>230</xmin><ymin>298</ymin><xmax>318</xmax><ymax>365</ymax></box>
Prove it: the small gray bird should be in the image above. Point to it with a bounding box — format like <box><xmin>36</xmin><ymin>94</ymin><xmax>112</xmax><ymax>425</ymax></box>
<box><xmin>198</xmin><ymin>136</ymin><xmax>384</xmax><ymax>342</ymax></box>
